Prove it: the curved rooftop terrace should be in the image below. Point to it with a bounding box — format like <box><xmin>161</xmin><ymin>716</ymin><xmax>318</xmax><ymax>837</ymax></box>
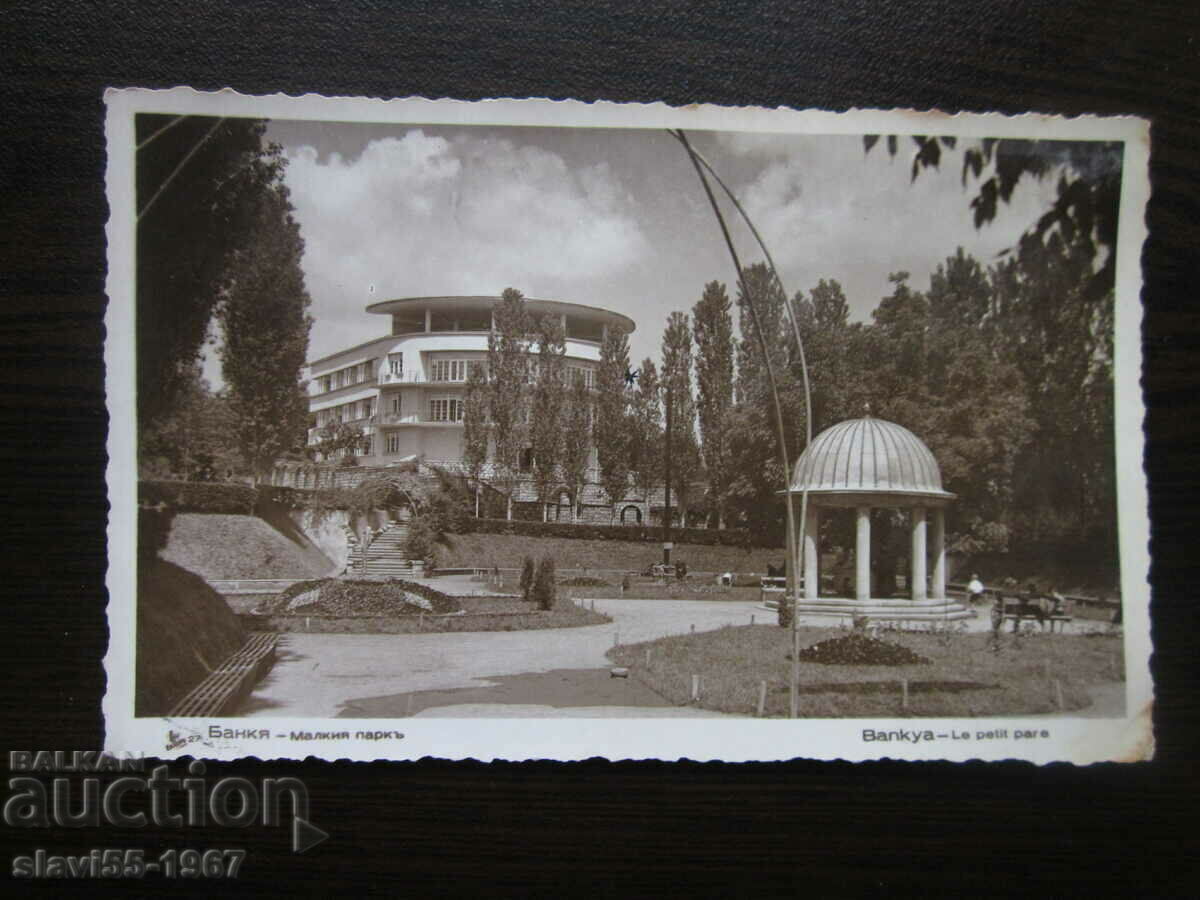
<box><xmin>365</xmin><ymin>295</ymin><xmax>636</xmax><ymax>342</ymax></box>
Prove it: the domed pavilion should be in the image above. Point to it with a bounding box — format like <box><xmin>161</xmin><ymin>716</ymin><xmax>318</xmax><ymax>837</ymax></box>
<box><xmin>785</xmin><ymin>414</ymin><xmax>963</xmax><ymax>616</ymax></box>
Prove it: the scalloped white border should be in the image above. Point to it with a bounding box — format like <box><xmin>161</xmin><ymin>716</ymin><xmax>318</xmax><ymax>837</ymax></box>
<box><xmin>103</xmin><ymin>88</ymin><xmax>1153</xmax><ymax>763</ymax></box>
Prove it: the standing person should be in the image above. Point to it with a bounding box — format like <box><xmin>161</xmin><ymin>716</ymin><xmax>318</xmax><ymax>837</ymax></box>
<box><xmin>967</xmin><ymin>573</ymin><xmax>985</xmax><ymax>606</ymax></box>
<box><xmin>989</xmin><ymin>590</ymin><xmax>1005</xmax><ymax>649</ymax></box>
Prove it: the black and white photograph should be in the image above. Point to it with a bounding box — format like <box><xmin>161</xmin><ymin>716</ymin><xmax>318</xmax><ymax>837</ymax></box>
<box><xmin>105</xmin><ymin>91</ymin><xmax>1151</xmax><ymax>762</ymax></box>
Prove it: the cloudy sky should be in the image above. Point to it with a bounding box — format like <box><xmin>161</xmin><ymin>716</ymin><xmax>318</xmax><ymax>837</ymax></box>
<box><xmin>250</xmin><ymin>119</ymin><xmax>1060</xmax><ymax>371</ymax></box>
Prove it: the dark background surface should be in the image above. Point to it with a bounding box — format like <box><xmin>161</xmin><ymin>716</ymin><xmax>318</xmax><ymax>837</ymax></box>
<box><xmin>2</xmin><ymin>1</ymin><xmax>1198</xmax><ymax>894</ymax></box>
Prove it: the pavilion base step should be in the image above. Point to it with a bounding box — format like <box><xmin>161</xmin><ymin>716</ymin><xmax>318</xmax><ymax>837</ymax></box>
<box><xmin>762</xmin><ymin>599</ymin><xmax>972</xmax><ymax>621</ymax></box>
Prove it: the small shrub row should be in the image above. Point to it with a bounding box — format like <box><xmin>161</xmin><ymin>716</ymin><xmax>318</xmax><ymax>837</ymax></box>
<box><xmin>139</xmin><ymin>480</ymin><xmax>257</xmax><ymax>514</ymax></box>
<box><xmin>558</xmin><ymin>575</ymin><xmax>612</xmax><ymax>587</ymax></box>
<box><xmin>519</xmin><ymin>555</ymin><xmax>557</xmax><ymax>610</ymax></box>
<box><xmin>461</xmin><ymin>517</ymin><xmax>761</xmax><ymax>547</ymax></box>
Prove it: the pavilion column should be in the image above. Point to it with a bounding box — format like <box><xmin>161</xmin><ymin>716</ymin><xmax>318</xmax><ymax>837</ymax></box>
<box><xmin>855</xmin><ymin>506</ymin><xmax>871</xmax><ymax>602</ymax></box>
<box><xmin>931</xmin><ymin>507</ymin><xmax>946</xmax><ymax>600</ymax></box>
<box><xmin>803</xmin><ymin>502</ymin><xmax>820</xmax><ymax>601</ymax></box>
<box><xmin>910</xmin><ymin>507</ymin><xmax>927</xmax><ymax>601</ymax></box>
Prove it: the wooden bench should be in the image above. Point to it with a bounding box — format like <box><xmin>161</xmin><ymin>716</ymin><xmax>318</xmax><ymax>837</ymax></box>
<box><xmin>999</xmin><ymin>609</ymin><xmax>1073</xmax><ymax>633</ymax></box>
<box><xmin>168</xmin><ymin>632</ymin><xmax>279</xmax><ymax>717</ymax></box>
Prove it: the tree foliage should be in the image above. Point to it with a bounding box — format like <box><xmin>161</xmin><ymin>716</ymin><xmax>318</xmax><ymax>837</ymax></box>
<box><xmin>661</xmin><ymin>311</ymin><xmax>701</xmax><ymax>523</ymax></box>
<box><xmin>138</xmin><ymin>363</ymin><xmax>239</xmax><ymax>481</ymax></box>
<box><xmin>136</xmin><ymin>115</ymin><xmax>284</xmax><ymax>434</ymax></box>
<box><xmin>595</xmin><ymin>326</ymin><xmax>632</xmax><ymax>521</ymax></box>
<box><xmin>864</xmin><ymin>134</ymin><xmax>1122</xmax><ymax>303</ymax></box>
<box><xmin>726</xmin><ymin>263</ymin><xmax>800</xmax><ymax>539</ymax></box>
<box><xmin>628</xmin><ymin>357</ymin><xmax>662</xmax><ymax>500</ymax></box>
<box><xmin>487</xmin><ymin>288</ymin><xmax>531</xmax><ymax>518</ymax></box>
<box><xmin>312</xmin><ymin>421</ymin><xmax>365</xmax><ymax>466</ymax></box>
<box><xmin>560</xmin><ymin>369</ymin><xmax>593</xmax><ymax>522</ymax></box>
<box><xmin>461</xmin><ymin>362</ymin><xmax>490</xmax><ymax>513</ymax></box>
<box><xmin>216</xmin><ymin>177</ymin><xmax>312</xmax><ymax>483</ymax></box>
<box><xmin>530</xmin><ymin>313</ymin><xmax>567</xmax><ymax>504</ymax></box>
<box><xmin>692</xmin><ymin>282</ymin><xmax>735</xmax><ymax>527</ymax></box>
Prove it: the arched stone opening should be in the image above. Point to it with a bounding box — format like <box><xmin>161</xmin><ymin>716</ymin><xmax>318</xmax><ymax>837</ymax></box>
<box><xmin>620</xmin><ymin>504</ymin><xmax>642</xmax><ymax>524</ymax></box>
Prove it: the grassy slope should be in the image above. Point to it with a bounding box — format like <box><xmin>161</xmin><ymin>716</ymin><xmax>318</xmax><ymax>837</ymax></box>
<box><xmin>136</xmin><ymin>559</ymin><xmax>246</xmax><ymax>716</ymax></box>
<box><xmin>608</xmin><ymin>625</ymin><xmax>1125</xmax><ymax>718</ymax></box>
<box><xmin>160</xmin><ymin>513</ymin><xmax>335</xmax><ymax>580</ymax></box>
<box><xmin>439</xmin><ymin>532</ymin><xmax>785</xmax><ymax>574</ymax></box>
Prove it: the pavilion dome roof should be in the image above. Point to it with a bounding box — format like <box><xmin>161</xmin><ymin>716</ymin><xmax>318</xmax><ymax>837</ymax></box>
<box><xmin>788</xmin><ymin>416</ymin><xmax>954</xmax><ymax>502</ymax></box>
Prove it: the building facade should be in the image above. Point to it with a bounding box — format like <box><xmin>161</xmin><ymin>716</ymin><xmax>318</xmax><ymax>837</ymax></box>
<box><xmin>290</xmin><ymin>295</ymin><xmax>662</xmax><ymax>523</ymax></box>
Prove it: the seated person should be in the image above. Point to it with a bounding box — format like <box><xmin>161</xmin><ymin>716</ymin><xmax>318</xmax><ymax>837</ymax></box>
<box><xmin>1047</xmin><ymin>587</ymin><xmax>1068</xmax><ymax>616</ymax></box>
<box><xmin>967</xmin><ymin>573</ymin><xmax>985</xmax><ymax>605</ymax></box>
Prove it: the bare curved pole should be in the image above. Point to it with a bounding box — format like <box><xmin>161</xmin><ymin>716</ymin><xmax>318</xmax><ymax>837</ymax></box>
<box><xmin>137</xmin><ymin>116</ymin><xmax>226</xmax><ymax>223</ymax></box>
<box><xmin>671</xmin><ymin>128</ymin><xmax>814</xmax><ymax>718</ymax></box>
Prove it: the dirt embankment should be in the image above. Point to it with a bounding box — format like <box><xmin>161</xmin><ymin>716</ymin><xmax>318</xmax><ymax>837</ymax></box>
<box><xmin>136</xmin><ymin>559</ymin><xmax>246</xmax><ymax>716</ymax></box>
<box><xmin>159</xmin><ymin>513</ymin><xmax>336</xmax><ymax>580</ymax></box>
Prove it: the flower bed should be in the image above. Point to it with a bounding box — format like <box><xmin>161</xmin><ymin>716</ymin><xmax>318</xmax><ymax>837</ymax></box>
<box><xmin>256</xmin><ymin>578</ymin><xmax>461</xmax><ymax>617</ymax></box>
<box><xmin>792</xmin><ymin>632</ymin><xmax>931</xmax><ymax>666</ymax></box>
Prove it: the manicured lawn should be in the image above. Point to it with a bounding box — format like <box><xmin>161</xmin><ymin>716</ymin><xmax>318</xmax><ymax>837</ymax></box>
<box><xmin>607</xmin><ymin>624</ymin><xmax>1125</xmax><ymax>718</ymax></box>
<box><xmin>438</xmin><ymin>531</ymin><xmax>786</xmax><ymax>574</ymax></box>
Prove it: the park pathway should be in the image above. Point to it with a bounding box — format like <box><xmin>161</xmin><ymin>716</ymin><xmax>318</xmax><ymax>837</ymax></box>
<box><xmin>241</xmin><ymin>598</ymin><xmax>761</xmax><ymax>718</ymax></box>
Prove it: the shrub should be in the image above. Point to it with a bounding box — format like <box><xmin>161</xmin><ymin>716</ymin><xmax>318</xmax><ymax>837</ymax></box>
<box><xmin>139</xmin><ymin>480</ymin><xmax>256</xmax><ymax>514</ymax></box>
<box><xmin>519</xmin><ymin>556</ymin><xmax>536</xmax><ymax>601</ymax></box>
<box><xmin>405</xmin><ymin>515</ymin><xmax>437</xmax><ymax>562</ymax></box>
<box><xmin>255</xmin><ymin>485</ymin><xmax>311</xmax><ymax>510</ymax></box>
<box><xmin>532</xmin><ymin>556</ymin><xmax>557</xmax><ymax>610</ymax></box>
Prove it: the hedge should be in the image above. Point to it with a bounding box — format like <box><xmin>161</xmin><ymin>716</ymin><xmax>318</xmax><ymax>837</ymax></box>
<box><xmin>139</xmin><ymin>480</ymin><xmax>320</xmax><ymax>514</ymax></box>
<box><xmin>139</xmin><ymin>480</ymin><xmax>257</xmax><ymax>514</ymax></box>
<box><xmin>459</xmin><ymin>516</ymin><xmax>762</xmax><ymax>547</ymax></box>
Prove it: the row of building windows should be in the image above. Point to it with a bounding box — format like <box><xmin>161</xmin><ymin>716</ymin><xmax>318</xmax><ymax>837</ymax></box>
<box><xmin>430</xmin><ymin>359</ymin><xmax>486</xmax><ymax>383</ymax></box>
<box><xmin>317</xmin><ymin>354</ymin><xmax>594</xmax><ymax>393</ymax></box>
<box><xmin>315</xmin><ymin>397</ymin><xmax>376</xmax><ymax>427</ymax></box>
<box><xmin>429</xmin><ymin>398</ymin><xmax>464</xmax><ymax>422</ymax></box>
<box><xmin>316</xmin><ymin>360</ymin><xmax>375</xmax><ymax>394</ymax></box>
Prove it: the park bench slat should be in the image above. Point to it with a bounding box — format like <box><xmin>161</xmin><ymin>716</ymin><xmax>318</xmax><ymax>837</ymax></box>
<box><xmin>169</xmin><ymin>632</ymin><xmax>278</xmax><ymax>717</ymax></box>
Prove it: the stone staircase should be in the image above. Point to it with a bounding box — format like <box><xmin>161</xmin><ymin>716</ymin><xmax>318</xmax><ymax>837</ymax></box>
<box><xmin>349</xmin><ymin>521</ymin><xmax>417</xmax><ymax>578</ymax></box>
<box><xmin>764</xmin><ymin>595</ymin><xmax>972</xmax><ymax>622</ymax></box>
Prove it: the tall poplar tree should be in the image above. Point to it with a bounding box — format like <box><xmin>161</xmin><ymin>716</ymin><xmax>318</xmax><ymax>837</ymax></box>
<box><xmin>217</xmin><ymin>180</ymin><xmax>313</xmax><ymax>483</ymax></box>
<box><xmin>661</xmin><ymin>311</ymin><xmax>701</xmax><ymax>525</ymax></box>
<box><xmin>560</xmin><ymin>370</ymin><xmax>593</xmax><ymax>522</ymax></box>
<box><xmin>137</xmin><ymin>115</ymin><xmax>283</xmax><ymax>435</ymax></box>
<box><xmin>461</xmin><ymin>363</ymin><xmax>489</xmax><ymax>516</ymax></box>
<box><xmin>692</xmin><ymin>281</ymin><xmax>735</xmax><ymax>527</ymax></box>
<box><xmin>595</xmin><ymin>327</ymin><xmax>632</xmax><ymax>522</ymax></box>
<box><xmin>487</xmin><ymin>288</ymin><xmax>530</xmax><ymax>519</ymax></box>
<box><xmin>531</xmin><ymin>314</ymin><xmax>567</xmax><ymax>512</ymax></box>
<box><xmin>628</xmin><ymin>357</ymin><xmax>662</xmax><ymax>502</ymax></box>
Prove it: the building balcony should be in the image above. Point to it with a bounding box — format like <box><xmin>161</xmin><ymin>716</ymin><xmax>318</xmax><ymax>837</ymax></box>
<box><xmin>378</xmin><ymin>371</ymin><xmax>472</xmax><ymax>387</ymax></box>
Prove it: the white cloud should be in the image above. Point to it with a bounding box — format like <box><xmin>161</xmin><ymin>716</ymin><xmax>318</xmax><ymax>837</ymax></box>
<box><xmin>283</xmin><ymin>130</ymin><xmax>648</xmax><ymax>358</ymax></box>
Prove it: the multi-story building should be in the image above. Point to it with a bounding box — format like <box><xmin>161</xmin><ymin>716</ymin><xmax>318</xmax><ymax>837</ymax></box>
<box><xmin>294</xmin><ymin>295</ymin><xmax>650</xmax><ymax>522</ymax></box>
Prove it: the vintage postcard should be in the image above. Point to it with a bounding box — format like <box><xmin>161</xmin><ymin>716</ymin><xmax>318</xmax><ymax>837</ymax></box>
<box><xmin>104</xmin><ymin>88</ymin><xmax>1152</xmax><ymax>762</ymax></box>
